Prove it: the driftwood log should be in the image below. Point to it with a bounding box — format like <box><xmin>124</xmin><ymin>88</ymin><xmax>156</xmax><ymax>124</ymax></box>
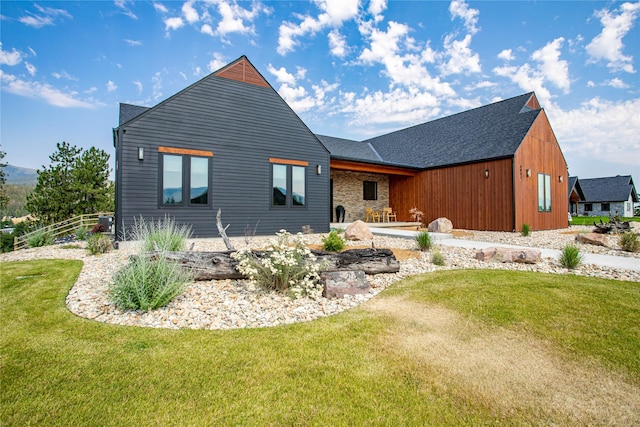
<box><xmin>145</xmin><ymin>248</ymin><xmax>400</xmax><ymax>281</ymax></box>
<box><xmin>593</xmin><ymin>218</ymin><xmax>631</xmax><ymax>234</ymax></box>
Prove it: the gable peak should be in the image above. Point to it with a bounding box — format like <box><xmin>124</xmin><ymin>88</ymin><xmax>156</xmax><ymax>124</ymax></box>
<box><xmin>214</xmin><ymin>56</ymin><xmax>270</xmax><ymax>88</ymax></box>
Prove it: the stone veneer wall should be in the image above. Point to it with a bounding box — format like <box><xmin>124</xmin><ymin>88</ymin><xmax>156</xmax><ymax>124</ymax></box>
<box><xmin>331</xmin><ymin>170</ymin><xmax>389</xmax><ymax>222</ymax></box>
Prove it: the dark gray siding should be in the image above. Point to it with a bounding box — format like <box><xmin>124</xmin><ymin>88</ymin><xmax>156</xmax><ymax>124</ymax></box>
<box><xmin>116</xmin><ymin>75</ymin><xmax>330</xmax><ymax>239</ymax></box>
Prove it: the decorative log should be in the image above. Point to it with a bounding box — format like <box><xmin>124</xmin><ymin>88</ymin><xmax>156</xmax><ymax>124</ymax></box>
<box><xmin>593</xmin><ymin>218</ymin><xmax>631</xmax><ymax>234</ymax></box>
<box><xmin>144</xmin><ymin>248</ymin><xmax>400</xmax><ymax>281</ymax></box>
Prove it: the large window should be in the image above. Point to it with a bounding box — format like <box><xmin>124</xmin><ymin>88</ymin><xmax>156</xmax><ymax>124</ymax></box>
<box><xmin>537</xmin><ymin>173</ymin><xmax>551</xmax><ymax>212</ymax></box>
<box><xmin>363</xmin><ymin>181</ymin><xmax>378</xmax><ymax>201</ymax></box>
<box><xmin>601</xmin><ymin>203</ymin><xmax>610</xmax><ymax>212</ymax></box>
<box><xmin>584</xmin><ymin>203</ymin><xmax>593</xmax><ymax>212</ymax></box>
<box><xmin>161</xmin><ymin>153</ymin><xmax>210</xmax><ymax>207</ymax></box>
<box><xmin>272</xmin><ymin>162</ymin><xmax>306</xmax><ymax>208</ymax></box>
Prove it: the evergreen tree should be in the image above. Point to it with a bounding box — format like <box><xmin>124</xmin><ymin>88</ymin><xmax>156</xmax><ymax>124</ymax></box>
<box><xmin>0</xmin><ymin>149</ymin><xmax>8</xmax><ymax>213</ymax></box>
<box><xmin>26</xmin><ymin>142</ymin><xmax>113</xmax><ymax>224</ymax></box>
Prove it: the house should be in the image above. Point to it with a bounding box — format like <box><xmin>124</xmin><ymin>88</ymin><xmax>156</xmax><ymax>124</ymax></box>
<box><xmin>575</xmin><ymin>175</ymin><xmax>638</xmax><ymax>217</ymax></box>
<box><xmin>113</xmin><ymin>56</ymin><xmax>330</xmax><ymax>239</ymax></box>
<box><xmin>319</xmin><ymin>92</ymin><xmax>569</xmax><ymax>231</ymax></box>
<box><xmin>114</xmin><ymin>56</ymin><xmax>569</xmax><ymax>237</ymax></box>
<box><xmin>567</xmin><ymin>176</ymin><xmax>585</xmax><ymax>215</ymax></box>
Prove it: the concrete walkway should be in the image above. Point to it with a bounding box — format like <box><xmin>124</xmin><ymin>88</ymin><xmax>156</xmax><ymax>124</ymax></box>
<box><xmin>360</xmin><ymin>225</ymin><xmax>640</xmax><ymax>272</ymax></box>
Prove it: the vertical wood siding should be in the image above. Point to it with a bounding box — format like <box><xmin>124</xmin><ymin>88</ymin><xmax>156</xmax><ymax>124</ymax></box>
<box><xmin>513</xmin><ymin>111</ymin><xmax>568</xmax><ymax>230</ymax></box>
<box><xmin>389</xmin><ymin>158</ymin><xmax>515</xmax><ymax>231</ymax></box>
<box><xmin>116</xmin><ymin>74</ymin><xmax>329</xmax><ymax>239</ymax></box>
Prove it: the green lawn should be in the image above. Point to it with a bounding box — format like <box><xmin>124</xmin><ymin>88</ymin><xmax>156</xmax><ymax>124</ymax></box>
<box><xmin>2</xmin><ymin>260</ymin><xmax>639</xmax><ymax>426</ymax></box>
<box><xmin>570</xmin><ymin>215</ymin><xmax>640</xmax><ymax>226</ymax></box>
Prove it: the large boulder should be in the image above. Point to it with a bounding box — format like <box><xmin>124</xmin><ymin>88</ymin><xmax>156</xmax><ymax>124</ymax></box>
<box><xmin>321</xmin><ymin>270</ymin><xmax>370</xmax><ymax>298</ymax></box>
<box><xmin>575</xmin><ymin>232</ymin><xmax>608</xmax><ymax>247</ymax></box>
<box><xmin>428</xmin><ymin>217</ymin><xmax>453</xmax><ymax>233</ymax></box>
<box><xmin>475</xmin><ymin>247</ymin><xmax>541</xmax><ymax>264</ymax></box>
<box><xmin>344</xmin><ymin>220</ymin><xmax>374</xmax><ymax>241</ymax></box>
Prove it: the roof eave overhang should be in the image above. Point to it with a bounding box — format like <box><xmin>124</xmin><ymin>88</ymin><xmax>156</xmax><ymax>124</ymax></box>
<box><xmin>330</xmin><ymin>158</ymin><xmax>419</xmax><ymax>176</ymax></box>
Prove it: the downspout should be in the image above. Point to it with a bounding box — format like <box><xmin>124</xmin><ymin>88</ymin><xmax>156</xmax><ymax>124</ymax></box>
<box><xmin>112</xmin><ymin>128</ymin><xmax>120</xmax><ymax>241</ymax></box>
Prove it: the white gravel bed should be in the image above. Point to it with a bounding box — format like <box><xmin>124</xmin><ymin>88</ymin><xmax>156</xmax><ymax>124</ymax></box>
<box><xmin>1</xmin><ymin>229</ymin><xmax>638</xmax><ymax>331</ymax></box>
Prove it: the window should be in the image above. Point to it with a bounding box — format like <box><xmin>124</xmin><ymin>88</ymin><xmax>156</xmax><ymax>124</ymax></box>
<box><xmin>161</xmin><ymin>153</ymin><xmax>210</xmax><ymax>207</ymax></box>
<box><xmin>601</xmin><ymin>203</ymin><xmax>610</xmax><ymax>211</ymax></box>
<box><xmin>584</xmin><ymin>203</ymin><xmax>593</xmax><ymax>212</ymax></box>
<box><xmin>537</xmin><ymin>173</ymin><xmax>551</xmax><ymax>212</ymax></box>
<box><xmin>163</xmin><ymin>155</ymin><xmax>182</xmax><ymax>205</ymax></box>
<box><xmin>363</xmin><ymin>181</ymin><xmax>378</xmax><ymax>201</ymax></box>
<box><xmin>272</xmin><ymin>162</ymin><xmax>306</xmax><ymax>207</ymax></box>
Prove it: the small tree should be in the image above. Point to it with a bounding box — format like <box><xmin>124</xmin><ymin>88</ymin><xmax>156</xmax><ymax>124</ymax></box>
<box><xmin>0</xmin><ymin>149</ymin><xmax>8</xmax><ymax>213</ymax></box>
<box><xmin>26</xmin><ymin>142</ymin><xmax>113</xmax><ymax>224</ymax></box>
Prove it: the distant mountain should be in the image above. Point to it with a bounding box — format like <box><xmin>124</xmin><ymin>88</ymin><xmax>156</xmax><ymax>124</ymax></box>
<box><xmin>3</xmin><ymin>165</ymin><xmax>37</xmax><ymax>186</ymax></box>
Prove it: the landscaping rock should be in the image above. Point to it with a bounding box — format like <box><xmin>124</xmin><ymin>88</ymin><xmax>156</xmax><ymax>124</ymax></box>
<box><xmin>428</xmin><ymin>217</ymin><xmax>453</xmax><ymax>233</ymax></box>
<box><xmin>476</xmin><ymin>247</ymin><xmax>540</xmax><ymax>264</ymax></box>
<box><xmin>344</xmin><ymin>220</ymin><xmax>374</xmax><ymax>241</ymax></box>
<box><xmin>575</xmin><ymin>233</ymin><xmax>609</xmax><ymax>247</ymax></box>
<box><xmin>321</xmin><ymin>270</ymin><xmax>370</xmax><ymax>299</ymax></box>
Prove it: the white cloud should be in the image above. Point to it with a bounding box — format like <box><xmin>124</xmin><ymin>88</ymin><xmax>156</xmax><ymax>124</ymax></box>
<box><xmin>51</xmin><ymin>70</ymin><xmax>77</xmax><ymax>81</ymax></box>
<box><xmin>207</xmin><ymin>53</ymin><xmax>227</xmax><ymax>72</ymax></box>
<box><xmin>604</xmin><ymin>78</ymin><xmax>629</xmax><ymax>89</ymax></box>
<box><xmin>586</xmin><ymin>1</ymin><xmax>640</xmax><ymax>73</ymax></box>
<box><xmin>193</xmin><ymin>66</ymin><xmax>202</xmax><ymax>76</ymax></box>
<box><xmin>124</xmin><ymin>39</ymin><xmax>143</xmax><ymax>46</ymax></box>
<box><xmin>115</xmin><ymin>0</ymin><xmax>137</xmax><ymax>20</ymax></box>
<box><xmin>277</xmin><ymin>0</ymin><xmax>359</xmax><ymax>55</ymax></box>
<box><xmin>182</xmin><ymin>0</ymin><xmax>199</xmax><ymax>23</ymax></box>
<box><xmin>18</xmin><ymin>4</ymin><xmax>72</xmax><ymax>28</ymax></box>
<box><xmin>497</xmin><ymin>49</ymin><xmax>514</xmax><ymax>61</ymax></box>
<box><xmin>153</xmin><ymin>2</ymin><xmax>168</xmax><ymax>14</ymax></box>
<box><xmin>587</xmin><ymin>80</ymin><xmax>596</xmax><ymax>87</ymax></box>
<box><xmin>493</xmin><ymin>63</ymin><xmax>552</xmax><ymax>105</ymax></box>
<box><xmin>151</xmin><ymin>71</ymin><xmax>164</xmax><ymax>100</ymax></box>
<box><xmin>551</xmin><ymin>97</ymin><xmax>640</xmax><ymax>168</ymax></box>
<box><xmin>107</xmin><ymin>80</ymin><xmax>117</xmax><ymax>92</ymax></box>
<box><xmin>164</xmin><ymin>17</ymin><xmax>184</xmax><ymax>32</ymax></box>
<box><xmin>531</xmin><ymin>37</ymin><xmax>570</xmax><ymax>92</ymax></box>
<box><xmin>133</xmin><ymin>80</ymin><xmax>143</xmax><ymax>93</ymax></box>
<box><xmin>0</xmin><ymin>70</ymin><xmax>97</xmax><ymax>108</ymax></box>
<box><xmin>328</xmin><ymin>29</ymin><xmax>348</xmax><ymax>57</ymax></box>
<box><xmin>201</xmin><ymin>24</ymin><xmax>214</xmax><ymax>36</ymax></box>
<box><xmin>368</xmin><ymin>0</ymin><xmax>387</xmax><ymax>22</ymax></box>
<box><xmin>0</xmin><ymin>43</ymin><xmax>22</xmax><ymax>66</ymax></box>
<box><xmin>439</xmin><ymin>33</ymin><xmax>481</xmax><ymax>75</ymax></box>
<box><xmin>267</xmin><ymin>64</ymin><xmax>298</xmax><ymax>85</ymax></box>
<box><xmin>25</xmin><ymin>62</ymin><xmax>36</xmax><ymax>76</ymax></box>
<box><xmin>449</xmin><ymin>0</ymin><xmax>479</xmax><ymax>34</ymax></box>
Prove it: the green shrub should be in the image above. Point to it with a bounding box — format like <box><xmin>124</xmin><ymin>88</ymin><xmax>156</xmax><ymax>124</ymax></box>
<box><xmin>1</xmin><ymin>232</ymin><xmax>14</xmax><ymax>253</ymax></box>
<box><xmin>521</xmin><ymin>223</ymin><xmax>531</xmax><ymax>237</ymax></box>
<box><xmin>559</xmin><ymin>244</ymin><xmax>583</xmax><ymax>269</ymax></box>
<box><xmin>415</xmin><ymin>231</ymin><xmax>432</xmax><ymax>251</ymax></box>
<box><xmin>75</xmin><ymin>226</ymin><xmax>89</xmax><ymax>241</ymax></box>
<box><xmin>26</xmin><ymin>228</ymin><xmax>53</xmax><ymax>248</ymax></box>
<box><xmin>110</xmin><ymin>255</ymin><xmax>192</xmax><ymax>311</ymax></box>
<box><xmin>432</xmin><ymin>249</ymin><xmax>445</xmax><ymax>266</ymax></box>
<box><xmin>87</xmin><ymin>234</ymin><xmax>113</xmax><ymax>255</ymax></box>
<box><xmin>619</xmin><ymin>232</ymin><xmax>640</xmax><ymax>253</ymax></box>
<box><xmin>231</xmin><ymin>230</ymin><xmax>324</xmax><ymax>299</ymax></box>
<box><xmin>322</xmin><ymin>230</ymin><xmax>346</xmax><ymax>252</ymax></box>
<box><xmin>132</xmin><ymin>216</ymin><xmax>192</xmax><ymax>252</ymax></box>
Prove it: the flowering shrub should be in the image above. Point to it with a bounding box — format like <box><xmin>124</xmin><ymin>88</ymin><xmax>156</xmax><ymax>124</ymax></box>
<box><xmin>231</xmin><ymin>230</ymin><xmax>324</xmax><ymax>299</ymax></box>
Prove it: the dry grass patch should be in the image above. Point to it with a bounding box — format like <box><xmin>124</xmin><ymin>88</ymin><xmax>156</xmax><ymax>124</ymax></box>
<box><xmin>365</xmin><ymin>295</ymin><xmax>640</xmax><ymax>425</ymax></box>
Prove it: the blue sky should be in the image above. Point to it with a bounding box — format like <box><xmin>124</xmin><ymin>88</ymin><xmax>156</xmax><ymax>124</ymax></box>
<box><xmin>1</xmin><ymin>0</ymin><xmax>639</xmax><ymax>181</ymax></box>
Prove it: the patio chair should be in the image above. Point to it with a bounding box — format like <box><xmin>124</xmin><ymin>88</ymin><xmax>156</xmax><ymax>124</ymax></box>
<box><xmin>365</xmin><ymin>207</ymin><xmax>380</xmax><ymax>222</ymax></box>
<box><xmin>383</xmin><ymin>207</ymin><xmax>397</xmax><ymax>222</ymax></box>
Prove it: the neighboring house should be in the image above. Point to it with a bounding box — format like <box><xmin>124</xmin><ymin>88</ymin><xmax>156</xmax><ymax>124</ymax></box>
<box><xmin>115</xmin><ymin>56</ymin><xmax>569</xmax><ymax>237</ymax></box>
<box><xmin>319</xmin><ymin>92</ymin><xmax>569</xmax><ymax>231</ymax></box>
<box><xmin>113</xmin><ymin>56</ymin><xmax>330</xmax><ymax>239</ymax></box>
<box><xmin>575</xmin><ymin>175</ymin><xmax>638</xmax><ymax>217</ymax></box>
<box><xmin>568</xmin><ymin>176</ymin><xmax>585</xmax><ymax>215</ymax></box>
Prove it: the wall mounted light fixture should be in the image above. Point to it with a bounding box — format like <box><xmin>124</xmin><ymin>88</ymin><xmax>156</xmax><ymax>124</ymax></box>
<box><xmin>316</xmin><ymin>164</ymin><xmax>321</xmax><ymax>175</ymax></box>
<box><xmin>559</xmin><ymin>175</ymin><xmax>563</xmax><ymax>182</ymax></box>
<box><xmin>526</xmin><ymin>169</ymin><xmax>531</xmax><ymax>177</ymax></box>
<box><xmin>484</xmin><ymin>169</ymin><xmax>489</xmax><ymax>178</ymax></box>
<box><xmin>138</xmin><ymin>147</ymin><xmax>144</xmax><ymax>160</ymax></box>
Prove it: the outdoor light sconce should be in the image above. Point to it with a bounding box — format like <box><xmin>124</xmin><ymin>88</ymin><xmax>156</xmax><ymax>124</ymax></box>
<box><xmin>559</xmin><ymin>175</ymin><xmax>563</xmax><ymax>182</ymax></box>
<box><xmin>484</xmin><ymin>169</ymin><xmax>489</xmax><ymax>178</ymax></box>
<box><xmin>526</xmin><ymin>169</ymin><xmax>531</xmax><ymax>177</ymax></box>
<box><xmin>316</xmin><ymin>164</ymin><xmax>322</xmax><ymax>175</ymax></box>
<box><xmin>138</xmin><ymin>147</ymin><xmax>144</xmax><ymax>160</ymax></box>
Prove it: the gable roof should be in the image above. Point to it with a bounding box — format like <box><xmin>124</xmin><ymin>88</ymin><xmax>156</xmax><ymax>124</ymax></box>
<box><xmin>568</xmin><ymin>176</ymin><xmax>585</xmax><ymax>201</ymax></box>
<box><xmin>361</xmin><ymin>92</ymin><xmax>542</xmax><ymax>169</ymax></box>
<box><xmin>578</xmin><ymin>175</ymin><xmax>638</xmax><ymax>203</ymax></box>
<box><xmin>119</xmin><ymin>103</ymin><xmax>150</xmax><ymax>125</ymax></box>
<box><xmin>315</xmin><ymin>135</ymin><xmax>382</xmax><ymax>163</ymax></box>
